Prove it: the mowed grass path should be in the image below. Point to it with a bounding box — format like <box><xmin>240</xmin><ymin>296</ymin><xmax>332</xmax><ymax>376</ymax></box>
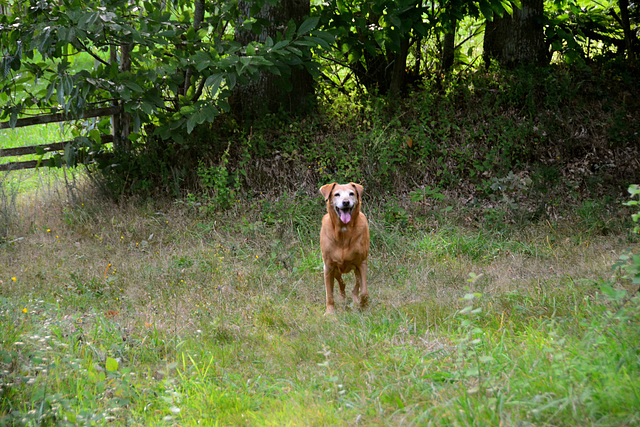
<box><xmin>1</xmin><ymin>177</ymin><xmax>639</xmax><ymax>425</ymax></box>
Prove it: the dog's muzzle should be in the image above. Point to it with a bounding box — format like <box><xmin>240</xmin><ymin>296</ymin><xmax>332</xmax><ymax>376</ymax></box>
<box><xmin>335</xmin><ymin>203</ymin><xmax>354</xmax><ymax>224</ymax></box>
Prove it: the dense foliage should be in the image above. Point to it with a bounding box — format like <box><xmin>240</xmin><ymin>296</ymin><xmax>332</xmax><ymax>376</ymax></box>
<box><xmin>0</xmin><ymin>0</ymin><xmax>329</xmax><ymax>140</ymax></box>
<box><xmin>0</xmin><ymin>0</ymin><xmax>638</xmax><ymax>197</ymax></box>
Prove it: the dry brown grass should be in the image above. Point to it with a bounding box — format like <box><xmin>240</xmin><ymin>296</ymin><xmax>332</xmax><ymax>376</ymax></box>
<box><xmin>2</xmin><ymin>180</ymin><xmax>627</xmax><ymax>331</ymax></box>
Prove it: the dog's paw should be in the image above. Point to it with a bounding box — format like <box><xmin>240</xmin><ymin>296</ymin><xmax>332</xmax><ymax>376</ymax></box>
<box><xmin>359</xmin><ymin>294</ymin><xmax>369</xmax><ymax>309</ymax></box>
<box><xmin>324</xmin><ymin>306</ymin><xmax>336</xmax><ymax>316</ymax></box>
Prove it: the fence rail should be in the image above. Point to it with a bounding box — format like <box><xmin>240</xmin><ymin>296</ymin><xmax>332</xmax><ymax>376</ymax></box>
<box><xmin>0</xmin><ymin>107</ymin><xmax>118</xmax><ymax>130</ymax></box>
<box><xmin>0</xmin><ymin>107</ymin><xmax>120</xmax><ymax>172</ymax></box>
<box><xmin>0</xmin><ymin>135</ymin><xmax>114</xmax><ymax>172</ymax></box>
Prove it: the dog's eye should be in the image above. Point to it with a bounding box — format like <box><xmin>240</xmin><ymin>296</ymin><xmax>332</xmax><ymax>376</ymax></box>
<box><xmin>334</xmin><ymin>192</ymin><xmax>340</xmax><ymax>197</ymax></box>
<box><xmin>349</xmin><ymin>192</ymin><xmax>354</xmax><ymax>196</ymax></box>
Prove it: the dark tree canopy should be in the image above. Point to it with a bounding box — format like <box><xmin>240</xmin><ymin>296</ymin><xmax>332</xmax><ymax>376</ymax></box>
<box><xmin>0</xmin><ymin>0</ymin><xmax>637</xmax><ymax>187</ymax></box>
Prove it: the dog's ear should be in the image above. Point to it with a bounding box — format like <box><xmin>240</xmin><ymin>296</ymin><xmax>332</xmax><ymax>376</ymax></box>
<box><xmin>320</xmin><ymin>183</ymin><xmax>336</xmax><ymax>201</ymax></box>
<box><xmin>350</xmin><ymin>183</ymin><xmax>364</xmax><ymax>200</ymax></box>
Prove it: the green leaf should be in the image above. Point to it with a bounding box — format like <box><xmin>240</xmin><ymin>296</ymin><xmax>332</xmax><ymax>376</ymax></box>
<box><xmin>387</xmin><ymin>14</ymin><xmax>401</xmax><ymax>29</ymax></box>
<box><xmin>9</xmin><ymin>111</ymin><xmax>17</xmax><ymax>128</ymax></box>
<box><xmin>56</xmin><ymin>80</ymin><xmax>65</xmax><ymax>105</ymax></box>
<box><xmin>479</xmin><ymin>2</ymin><xmax>494</xmax><ymax>20</ymax></box>
<box><xmin>285</xmin><ymin>21</ymin><xmax>296</xmax><ymax>40</ymax></box>
<box><xmin>105</xmin><ymin>357</ymin><xmax>119</xmax><ymax>372</ymax></box>
<box><xmin>600</xmin><ymin>283</ymin><xmax>626</xmax><ymax>302</ymax></box>
<box><xmin>124</xmin><ymin>81</ymin><xmax>143</xmax><ymax>92</ymax></box>
<box><xmin>269</xmin><ymin>66</ymin><xmax>282</xmax><ymax>76</ymax></box>
<box><xmin>204</xmin><ymin>74</ymin><xmax>223</xmax><ymax>96</ymax></box>
<box><xmin>303</xmin><ymin>36</ymin><xmax>330</xmax><ymax>50</ymax></box>
<box><xmin>218</xmin><ymin>99</ymin><xmax>231</xmax><ymax>113</ymax></box>
<box><xmin>479</xmin><ymin>355</ymin><xmax>494</xmax><ymax>363</ymax></box>
<box><xmin>297</xmin><ymin>16</ymin><xmax>319</xmax><ymax>37</ymax></box>
<box><xmin>226</xmin><ymin>73</ymin><xmax>237</xmax><ymax>91</ymax></box>
<box><xmin>186</xmin><ymin>113</ymin><xmax>198</xmax><ymax>134</ymax></box>
<box><xmin>64</xmin><ymin>142</ymin><xmax>76</xmax><ymax>166</ymax></box>
<box><xmin>200</xmin><ymin>105</ymin><xmax>219</xmax><ymax>123</ymax></box>
<box><xmin>140</xmin><ymin>101</ymin><xmax>155</xmax><ymax>115</ymax></box>
<box><xmin>271</xmin><ymin>40</ymin><xmax>290</xmax><ymax>51</ymax></box>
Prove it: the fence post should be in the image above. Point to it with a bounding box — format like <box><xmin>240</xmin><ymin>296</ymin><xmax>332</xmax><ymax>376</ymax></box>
<box><xmin>110</xmin><ymin>44</ymin><xmax>132</xmax><ymax>153</ymax></box>
<box><xmin>120</xmin><ymin>43</ymin><xmax>131</xmax><ymax>152</ymax></box>
<box><xmin>110</xmin><ymin>44</ymin><xmax>122</xmax><ymax>153</ymax></box>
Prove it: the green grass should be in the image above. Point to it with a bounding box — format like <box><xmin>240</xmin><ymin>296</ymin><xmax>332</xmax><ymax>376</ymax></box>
<box><xmin>0</xmin><ymin>124</ymin><xmax>74</xmax><ymax>193</ymax></box>
<box><xmin>1</xmin><ymin>176</ymin><xmax>639</xmax><ymax>425</ymax></box>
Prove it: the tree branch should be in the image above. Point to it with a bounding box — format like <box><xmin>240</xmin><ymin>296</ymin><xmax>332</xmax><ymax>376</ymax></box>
<box><xmin>72</xmin><ymin>38</ymin><xmax>110</xmax><ymax>66</ymax></box>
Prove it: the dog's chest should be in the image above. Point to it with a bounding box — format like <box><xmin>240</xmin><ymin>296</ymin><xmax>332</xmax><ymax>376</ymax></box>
<box><xmin>333</xmin><ymin>233</ymin><xmax>365</xmax><ymax>259</ymax></box>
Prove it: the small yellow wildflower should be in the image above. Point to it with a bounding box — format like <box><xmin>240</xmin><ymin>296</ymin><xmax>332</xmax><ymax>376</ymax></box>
<box><xmin>12</xmin><ymin>277</ymin><xmax>17</xmax><ymax>282</ymax></box>
<box><xmin>22</xmin><ymin>308</ymin><xmax>27</xmax><ymax>313</ymax></box>
<box><xmin>47</xmin><ymin>229</ymin><xmax>51</xmax><ymax>232</ymax></box>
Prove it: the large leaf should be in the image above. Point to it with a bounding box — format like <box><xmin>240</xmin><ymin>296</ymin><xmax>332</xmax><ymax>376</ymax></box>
<box><xmin>297</xmin><ymin>16</ymin><xmax>320</xmax><ymax>37</ymax></box>
<box><xmin>105</xmin><ymin>357</ymin><xmax>119</xmax><ymax>372</ymax></box>
<box><xmin>204</xmin><ymin>74</ymin><xmax>224</xmax><ymax>96</ymax></box>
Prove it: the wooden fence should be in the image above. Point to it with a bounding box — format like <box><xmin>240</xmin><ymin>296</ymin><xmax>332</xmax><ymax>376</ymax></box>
<box><xmin>0</xmin><ymin>107</ymin><xmax>119</xmax><ymax>172</ymax></box>
<box><xmin>1</xmin><ymin>41</ymin><xmax>131</xmax><ymax>173</ymax></box>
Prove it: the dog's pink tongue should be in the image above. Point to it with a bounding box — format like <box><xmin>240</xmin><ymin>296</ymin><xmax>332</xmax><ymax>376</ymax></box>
<box><xmin>340</xmin><ymin>211</ymin><xmax>351</xmax><ymax>224</ymax></box>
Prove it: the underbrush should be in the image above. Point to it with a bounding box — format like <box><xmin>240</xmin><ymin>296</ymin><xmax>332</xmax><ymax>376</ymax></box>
<box><xmin>95</xmin><ymin>65</ymin><xmax>639</xmax><ymax>217</ymax></box>
<box><xmin>1</xmin><ymin>181</ymin><xmax>639</xmax><ymax>425</ymax></box>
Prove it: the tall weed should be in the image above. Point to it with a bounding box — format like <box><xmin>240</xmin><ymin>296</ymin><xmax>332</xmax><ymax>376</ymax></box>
<box><xmin>0</xmin><ymin>173</ymin><xmax>19</xmax><ymax>242</ymax></box>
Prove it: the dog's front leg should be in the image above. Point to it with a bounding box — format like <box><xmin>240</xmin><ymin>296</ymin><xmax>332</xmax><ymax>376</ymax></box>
<box><xmin>324</xmin><ymin>263</ymin><xmax>336</xmax><ymax>315</ymax></box>
<box><xmin>336</xmin><ymin>273</ymin><xmax>347</xmax><ymax>299</ymax></box>
<box><xmin>336</xmin><ymin>273</ymin><xmax>349</xmax><ymax>309</ymax></box>
<box><xmin>354</xmin><ymin>260</ymin><xmax>369</xmax><ymax>308</ymax></box>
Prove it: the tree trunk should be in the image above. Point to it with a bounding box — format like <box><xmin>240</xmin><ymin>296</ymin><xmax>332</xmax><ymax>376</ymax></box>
<box><xmin>618</xmin><ymin>0</ymin><xmax>636</xmax><ymax>63</ymax></box>
<box><xmin>483</xmin><ymin>0</ymin><xmax>549</xmax><ymax>68</ymax></box>
<box><xmin>388</xmin><ymin>38</ymin><xmax>410</xmax><ymax>96</ymax></box>
<box><xmin>231</xmin><ymin>0</ymin><xmax>314</xmax><ymax>120</ymax></box>
<box><xmin>442</xmin><ymin>17</ymin><xmax>457</xmax><ymax>72</ymax></box>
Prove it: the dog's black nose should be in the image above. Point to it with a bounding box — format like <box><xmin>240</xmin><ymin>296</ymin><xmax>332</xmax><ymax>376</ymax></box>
<box><xmin>342</xmin><ymin>201</ymin><xmax>351</xmax><ymax>208</ymax></box>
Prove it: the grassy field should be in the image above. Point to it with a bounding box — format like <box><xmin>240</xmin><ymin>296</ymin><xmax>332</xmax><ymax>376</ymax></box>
<box><xmin>1</xmin><ymin>170</ymin><xmax>639</xmax><ymax>426</ymax></box>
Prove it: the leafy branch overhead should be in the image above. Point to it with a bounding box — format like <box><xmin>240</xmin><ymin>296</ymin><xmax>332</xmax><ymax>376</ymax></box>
<box><xmin>0</xmin><ymin>0</ymin><xmax>331</xmax><ymax>140</ymax></box>
<box><xmin>0</xmin><ymin>0</ymin><xmax>636</xmax><ymax>157</ymax></box>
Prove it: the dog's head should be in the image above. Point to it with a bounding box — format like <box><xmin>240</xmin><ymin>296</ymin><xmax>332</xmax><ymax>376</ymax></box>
<box><xmin>319</xmin><ymin>182</ymin><xmax>364</xmax><ymax>225</ymax></box>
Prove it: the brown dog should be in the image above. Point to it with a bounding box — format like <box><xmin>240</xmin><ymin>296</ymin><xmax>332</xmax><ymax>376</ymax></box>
<box><xmin>319</xmin><ymin>182</ymin><xmax>370</xmax><ymax>315</ymax></box>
